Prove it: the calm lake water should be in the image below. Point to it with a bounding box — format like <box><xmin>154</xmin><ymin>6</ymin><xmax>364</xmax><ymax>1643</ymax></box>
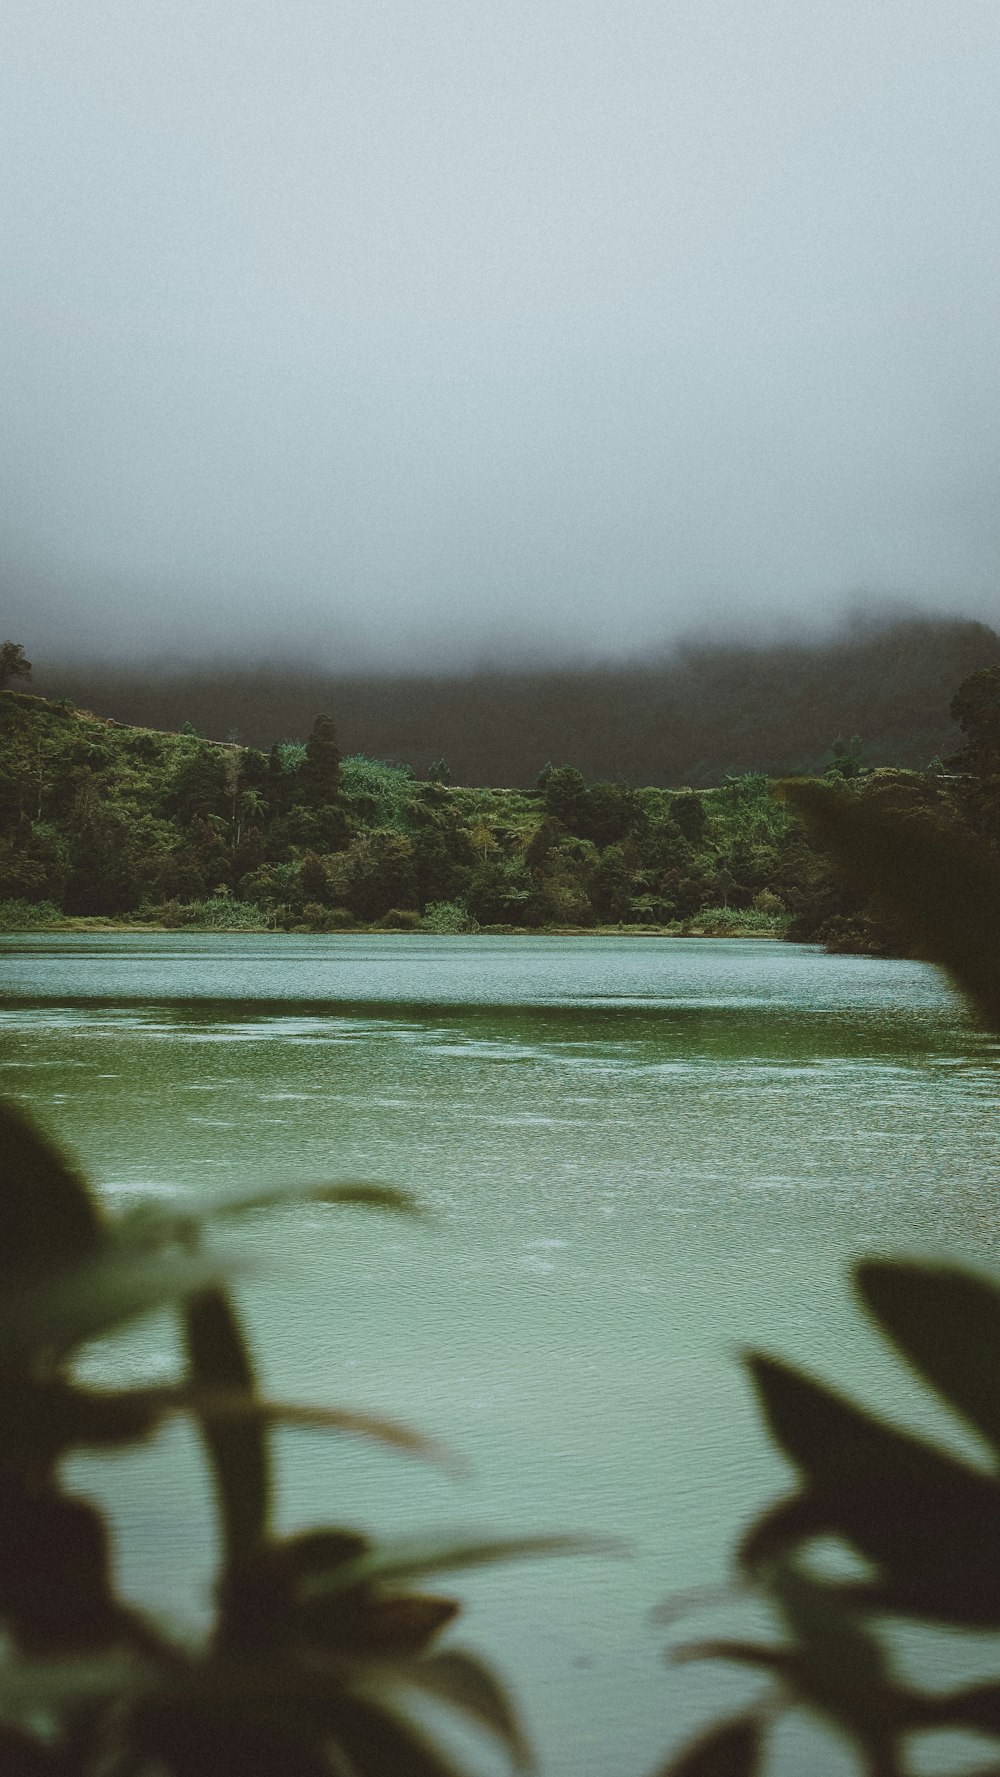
<box><xmin>2</xmin><ymin>934</ymin><xmax>999</xmax><ymax>1776</ymax></box>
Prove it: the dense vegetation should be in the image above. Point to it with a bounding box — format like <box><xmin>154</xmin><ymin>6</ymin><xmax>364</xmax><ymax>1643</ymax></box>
<box><xmin>33</xmin><ymin>614</ymin><xmax>1000</xmax><ymax>784</ymax></box>
<box><xmin>4</xmin><ymin>650</ymin><xmax>1000</xmax><ymax>946</ymax></box>
<box><xmin>0</xmin><ymin>688</ymin><xmax>836</xmax><ymax>937</ymax></box>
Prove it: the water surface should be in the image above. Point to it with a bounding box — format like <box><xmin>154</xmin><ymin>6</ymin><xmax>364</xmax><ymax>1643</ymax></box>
<box><xmin>2</xmin><ymin>935</ymin><xmax>998</xmax><ymax>1775</ymax></box>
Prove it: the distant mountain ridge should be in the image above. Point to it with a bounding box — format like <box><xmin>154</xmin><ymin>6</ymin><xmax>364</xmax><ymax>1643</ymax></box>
<box><xmin>34</xmin><ymin>615</ymin><xmax>1000</xmax><ymax>787</ymax></box>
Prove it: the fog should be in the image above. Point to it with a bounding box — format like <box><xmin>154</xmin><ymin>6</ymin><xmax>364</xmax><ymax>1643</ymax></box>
<box><xmin>3</xmin><ymin>3</ymin><xmax>999</xmax><ymax>667</ymax></box>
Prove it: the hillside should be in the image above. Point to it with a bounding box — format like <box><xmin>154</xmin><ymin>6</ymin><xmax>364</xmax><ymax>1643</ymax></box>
<box><xmin>3</xmin><ymin>669</ymin><xmax>995</xmax><ymax>946</ymax></box>
<box><xmin>32</xmin><ymin>614</ymin><xmax>1000</xmax><ymax>785</ymax></box>
<box><xmin>0</xmin><ymin>690</ymin><xmax>846</xmax><ymax>936</ymax></box>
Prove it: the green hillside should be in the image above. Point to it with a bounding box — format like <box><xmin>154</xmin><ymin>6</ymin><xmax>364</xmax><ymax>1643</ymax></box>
<box><xmin>2</xmin><ymin>685</ymin><xmax>993</xmax><ymax>946</ymax></box>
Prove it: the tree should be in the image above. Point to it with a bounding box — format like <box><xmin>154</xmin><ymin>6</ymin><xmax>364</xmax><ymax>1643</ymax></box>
<box><xmin>590</xmin><ymin>844</ymin><xmax>632</xmax><ymax>922</ymax></box>
<box><xmin>670</xmin><ymin>790</ymin><xmax>707</xmax><ymax>845</ymax></box>
<box><xmin>582</xmin><ymin>780</ymin><xmax>640</xmax><ymax>848</ymax></box>
<box><xmin>824</xmin><ymin>733</ymin><xmax>866</xmax><ymax>779</ymax></box>
<box><xmin>427</xmin><ymin>757</ymin><xmax>452</xmax><ymax>785</ymax></box>
<box><xmin>168</xmin><ymin>750</ymin><xmax>228</xmax><ymax>824</ymax></box>
<box><xmin>301</xmin><ymin>715</ymin><xmax>342</xmax><ymax>805</ymax></box>
<box><xmin>543</xmin><ymin>766</ymin><xmax>589</xmax><ymax>833</ymax></box>
<box><xmin>951</xmin><ymin>665</ymin><xmax>1000</xmax><ymax>771</ymax></box>
<box><xmin>0</xmin><ymin>641</ymin><xmax>31</xmax><ymax>691</ymax></box>
<box><xmin>342</xmin><ymin>830</ymin><xmax>417</xmax><ymax>920</ymax></box>
<box><xmin>298</xmin><ymin>849</ymin><xmax>330</xmax><ymax>906</ymax></box>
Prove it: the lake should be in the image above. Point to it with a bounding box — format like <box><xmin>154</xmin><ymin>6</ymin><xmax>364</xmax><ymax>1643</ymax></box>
<box><xmin>2</xmin><ymin>933</ymin><xmax>999</xmax><ymax>1776</ymax></box>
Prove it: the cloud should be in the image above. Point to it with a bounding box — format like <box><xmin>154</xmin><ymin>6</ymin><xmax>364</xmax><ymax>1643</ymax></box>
<box><xmin>2</xmin><ymin>2</ymin><xmax>998</xmax><ymax>665</ymax></box>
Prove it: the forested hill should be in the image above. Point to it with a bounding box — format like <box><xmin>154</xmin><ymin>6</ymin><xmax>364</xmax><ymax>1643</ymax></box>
<box><xmin>3</xmin><ymin>662</ymin><xmax>999</xmax><ymax>945</ymax></box>
<box><xmin>33</xmin><ymin>615</ymin><xmax>1000</xmax><ymax>786</ymax></box>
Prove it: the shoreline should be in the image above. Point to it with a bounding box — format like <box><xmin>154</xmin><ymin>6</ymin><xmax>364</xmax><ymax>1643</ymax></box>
<box><xmin>1</xmin><ymin>918</ymin><xmax>786</xmax><ymax>940</ymax></box>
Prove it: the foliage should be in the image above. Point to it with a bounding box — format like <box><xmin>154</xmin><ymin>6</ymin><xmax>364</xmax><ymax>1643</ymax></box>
<box><xmin>0</xmin><ymin>897</ymin><xmax>62</xmax><ymax>930</ymax></box>
<box><xmin>0</xmin><ymin>1098</ymin><xmax>612</xmax><ymax>1775</ymax></box>
<box><xmin>153</xmin><ymin>895</ymin><xmax>276</xmax><ymax>931</ymax></box>
<box><xmin>950</xmin><ymin>664</ymin><xmax>1000</xmax><ymax>773</ymax></box>
<box><xmin>339</xmin><ymin>756</ymin><xmax>415</xmax><ymax>832</ymax></box>
<box><xmin>660</xmin><ymin>777</ymin><xmax>1000</xmax><ymax>1777</ymax></box>
<box><xmin>421</xmin><ymin>900</ymin><xmax>479</xmax><ymax>934</ymax></box>
<box><xmin>301</xmin><ymin>716</ymin><xmax>342</xmax><ymax>806</ymax></box>
<box><xmin>823</xmin><ymin>733</ymin><xmax>867</xmax><ymax>780</ymax></box>
<box><xmin>276</xmin><ymin>740</ymin><xmax>308</xmax><ymax>772</ymax></box>
<box><xmin>0</xmin><ymin>641</ymin><xmax>31</xmax><ymax>690</ymax></box>
<box><xmin>2</xmin><ymin>684</ymin><xmax>995</xmax><ymax>945</ymax></box>
<box><xmin>680</xmin><ymin>905</ymin><xmax>790</xmax><ymax>937</ymax></box>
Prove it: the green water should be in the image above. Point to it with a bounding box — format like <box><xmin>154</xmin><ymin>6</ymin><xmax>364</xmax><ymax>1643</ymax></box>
<box><xmin>2</xmin><ymin>934</ymin><xmax>999</xmax><ymax>1776</ymax></box>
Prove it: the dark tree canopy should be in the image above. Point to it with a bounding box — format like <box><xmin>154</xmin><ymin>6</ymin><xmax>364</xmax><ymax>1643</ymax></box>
<box><xmin>301</xmin><ymin>714</ymin><xmax>341</xmax><ymax>805</ymax></box>
<box><xmin>0</xmin><ymin>641</ymin><xmax>31</xmax><ymax>691</ymax></box>
<box><xmin>543</xmin><ymin>766</ymin><xmax>589</xmax><ymax>831</ymax></box>
<box><xmin>951</xmin><ymin>666</ymin><xmax>1000</xmax><ymax>770</ymax></box>
<box><xmin>670</xmin><ymin>790</ymin><xmax>707</xmax><ymax>844</ymax></box>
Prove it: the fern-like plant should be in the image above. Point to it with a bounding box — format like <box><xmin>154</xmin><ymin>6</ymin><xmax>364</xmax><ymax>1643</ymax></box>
<box><xmin>657</xmin><ymin>781</ymin><xmax>1000</xmax><ymax>1777</ymax></box>
<box><xmin>0</xmin><ymin>1102</ymin><xmax>589</xmax><ymax>1775</ymax></box>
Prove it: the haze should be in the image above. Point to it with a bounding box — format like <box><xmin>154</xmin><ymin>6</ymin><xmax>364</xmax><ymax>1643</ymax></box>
<box><xmin>3</xmin><ymin>2</ymin><xmax>999</xmax><ymax>668</ymax></box>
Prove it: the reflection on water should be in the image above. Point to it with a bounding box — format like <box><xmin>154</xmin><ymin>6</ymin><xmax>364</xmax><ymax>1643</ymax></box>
<box><xmin>1</xmin><ymin>935</ymin><xmax>998</xmax><ymax>1776</ymax></box>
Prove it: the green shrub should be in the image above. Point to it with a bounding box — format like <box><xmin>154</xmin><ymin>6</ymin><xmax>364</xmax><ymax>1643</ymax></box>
<box><xmin>175</xmin><ymin>897</ymin><xmax>273</xmax><ymax>930</ymax></box>
<box><xmin>0</xmin><ymin>897</ymin><xmax>62</xmax><ymax>929</ymax></box>
<box><xmin>340</xmin><ymin>756</ymin><xmax>415</xmax><ymax>831</ymax></box>
<box><xmin>421</xmin><ymin>899</ymin><xmax>479</xmax><ymax>933</ymax></box>
<box><xmin>683</xmin><ymin>904</ymin><xmax>790</xmax><ymax>936</ymax></box>
<box><xmin>377</xmin><ymin>906</ymin><xmax>421</xmax><ymax>930</ymax></box>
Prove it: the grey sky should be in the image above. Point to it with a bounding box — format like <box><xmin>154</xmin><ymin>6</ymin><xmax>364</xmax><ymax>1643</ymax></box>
<box><xmin>2</xmin><ymin>2</ymin><xmax>999</xmax><ymax>666</ymax></box>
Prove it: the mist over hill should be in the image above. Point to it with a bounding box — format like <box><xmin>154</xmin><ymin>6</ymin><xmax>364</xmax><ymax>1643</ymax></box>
<box><xmin>32</xmin><ymin>614</ymin><xmax>1000</xmax><ymax>787</ymax></box>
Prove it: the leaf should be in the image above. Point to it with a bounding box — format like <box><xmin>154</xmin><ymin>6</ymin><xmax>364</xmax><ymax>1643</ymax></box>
<box><xmin>8</xmin><ymin>1380</ymin><xmax>456</xmax><ymax>1471</ymax></box>
<box><xmin>0</xmin><ymin>1722</ymin><xmax>60</xmax><ymax>1774</ymax></box>
<box><xmin>655</xmin><ymin>1714</ymin><xmax>765</xmax><ymax>1776</ymax></box>
<box><xmin>767</xmin><ymin>1565</ymin><xmax>901</xmax><ymax>1751</ymax></box>
<box><xmin>183</xmin><ymin>1288</ymin><xmax>269</xmax><ymax>1571</ymax></box>
<box><xmin>301</xmin><ymin>1592</ymin><xmax>459</xmax><ymax>1657</ymax></box>
<box><xmin>671</xmin><ymin>1639</ymin><xmax>793</xmax><ymax>1678</ymax></box>
<box><xmin>738</xmin><ymin>1495</ymin><xmax>831</xmax><ymax>1572</ymax></box>
<box><xmin>742</xmin><ymin>1353</ymin><xmax>1000</xmax><ymax>1624</ymax></box>
<box><xmin>745</xmin><ymin>1350</ymin><xmax>986</xmax><ymax>1501</ymax></box>
<box><xmin>0</xmin><ymin>1484</ymin><xmax>126</xmax><ymax>1652</ymax></box>
<box><xmin>909</xmin><ymin>1679</ymin><xmax>1000</xmax><ymax>1736</ymax></box>
<box><xmin>206</xmin><ymin>1181</ymin><xmax>421</xmax><ymax>1220</ymax></box>
<box><xmin>0</xmin><ymin>1649</ymin><xmax>155</xmax><ymax>1709</ymax></box>
<box><xmin>0</xmin><ymin>1245</ymin><xmax>233</xmax><ymax>1362</ymax></box>
<box><xmin>320</xmin><ymin>1693</ymin><xmax>469</xmax><ymax>1777</ymax></box>
<box><xmin>0</xmin><ymin>1100</ymin><xmax>104</xmax><ymax>1278</ymax></box>
<box><xmin>404</xmin><ymin>1647</ymin><xmax>533</xmax><ymax>1768</ymax></box>
<box><xmin>856</xmin><ymin>1260</ymin><xmax>1000</xmax><ymax>1454</ymax></box>
<box><xmin>151</xmin><ymin>1389</ymin><xmax>458</xmax><ymax>1472</ymax></box>
<box><xmin>0</xmin><ymin>1378</ymin><xmax>166</xmax><ymax>1467</ymax></box>
<box><xmin>115</xmin><ymin>1181</ymin><xmax>420</xmax><ymax>1252</ymax></box>
<box><xmin>129</xmin><ymin>1701</ymin><xmax>338</xmax><ymax>1777</ymax></box>
<box><xmin>304</xmin><ymin>1533</ymin><xmax>626</xmax><ymax>1600</ymax></box>
<box><xmin>780</xmin><ymin>780</ymin><xmax>1000</xmax><ymax>1031</ymax></box>
<box><xmin>282</xmin><ymin>1528</ymin><xmax>371</xmax><ymax>1573</ymax></box>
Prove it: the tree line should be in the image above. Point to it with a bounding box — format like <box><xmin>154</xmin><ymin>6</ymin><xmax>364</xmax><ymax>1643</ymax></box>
<box><xmin>2</xmin><ymin>653</ymin><xmax>999</xmax><ymax>943</ymax></box>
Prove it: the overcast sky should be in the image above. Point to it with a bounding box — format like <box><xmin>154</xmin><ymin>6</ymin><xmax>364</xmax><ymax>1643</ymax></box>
<box><xmin>2</xmin><ymin>2</ymin><xmax>999</xmax><ymax>667</ymax></box>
